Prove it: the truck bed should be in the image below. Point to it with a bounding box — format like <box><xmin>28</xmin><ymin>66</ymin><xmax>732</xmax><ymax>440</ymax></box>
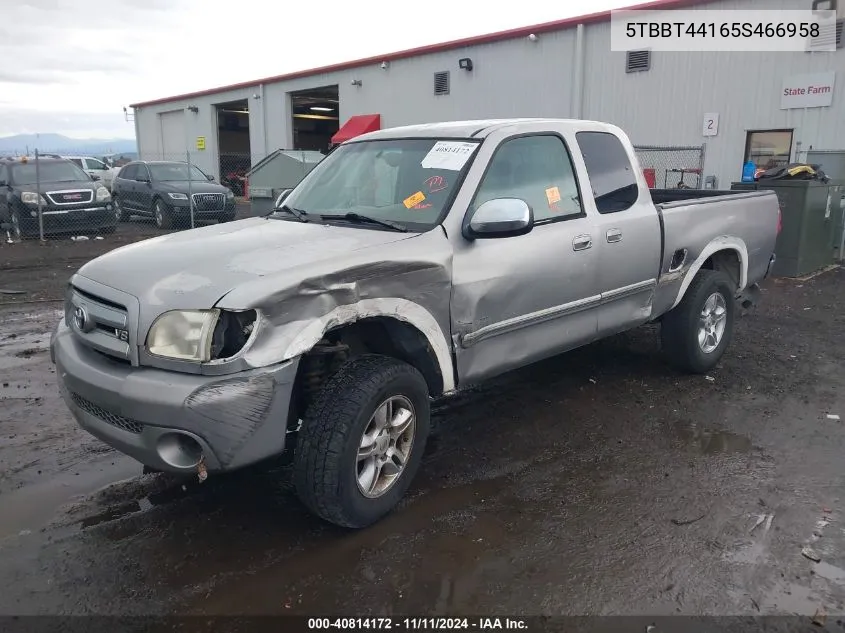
<box><xmin>649</xmin><ymin>188</ymin><xmax>779</xmax><ymax>318</ymax></box>
<box><xmin>650</xmin><ymin>188</ymin><xmax>749</xmax><ymax>205</ymax></box>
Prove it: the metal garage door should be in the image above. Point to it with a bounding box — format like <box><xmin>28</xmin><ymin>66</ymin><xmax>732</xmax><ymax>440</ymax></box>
<box><xmin>159</xmin><ymin>110</ymin><xmax>185</xmax><ymax>159</ymax></box>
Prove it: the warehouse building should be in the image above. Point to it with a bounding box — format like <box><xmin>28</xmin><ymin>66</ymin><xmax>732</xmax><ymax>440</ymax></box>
<box><xmin>130</xmin><ymin>0</ymin><xmax>845</xmax><ymax>190</ymax></box>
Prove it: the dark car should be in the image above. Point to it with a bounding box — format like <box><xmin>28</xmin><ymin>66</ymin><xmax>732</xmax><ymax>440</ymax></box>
<box><xmin>0</xmin><ymin>156</ymin><xmax>116</xmax><ymax>239</ymax></box>
<box><xmin>112</xmin><ymin>161</ymin><xmax>236</xmax><ymax>229</ymax></box>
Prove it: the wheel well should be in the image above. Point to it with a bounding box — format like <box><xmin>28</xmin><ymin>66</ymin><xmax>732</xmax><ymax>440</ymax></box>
<box><xmin>289</xmin><ymin>317</ymin><xmax>445</xmax><ymax>424</ymax></box>
<box><xmin>700</xmin><ymin>249</ymin><xmax>741</xmax><ymax>291</ymax></box>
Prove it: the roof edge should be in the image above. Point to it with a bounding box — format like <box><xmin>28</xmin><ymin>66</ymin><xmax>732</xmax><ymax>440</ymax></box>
<box><xmin>130</xmin><ymin>0</ymin><xmax>709</xmax><ymax>109</ymax></box>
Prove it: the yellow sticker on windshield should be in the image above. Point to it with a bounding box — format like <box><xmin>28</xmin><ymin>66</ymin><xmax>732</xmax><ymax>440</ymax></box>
<box><xmin>403</xmin><ymin>191</ymin><xmax>426</xmax><ymax>209</ymax></box>
<box><xmin>545</xmin><ymin>186</ymin><xmax>561</xmax><ymax>206</ymax></box>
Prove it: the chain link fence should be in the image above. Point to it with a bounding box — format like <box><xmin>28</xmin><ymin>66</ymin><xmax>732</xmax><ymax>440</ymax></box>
<box><xmin>2</xmin><ymin>142</ymin><xmax>705</xmax><ymax>304</ymax></box>
<box><xmin>633</xmin><ymin>145</ymin><xmax>706</xmax><ymax>190</ymax></box>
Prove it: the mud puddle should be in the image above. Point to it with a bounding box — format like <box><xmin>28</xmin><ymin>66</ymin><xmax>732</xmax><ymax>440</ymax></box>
<box><xmin>676</xmin><ymin>422</ymin><xmax>752</xmax><ymax>455</ymax></box>
<box><xmin>0</xmin><ymin>456</ymin><xmax>139</xmax><ymax>540</ymax></box>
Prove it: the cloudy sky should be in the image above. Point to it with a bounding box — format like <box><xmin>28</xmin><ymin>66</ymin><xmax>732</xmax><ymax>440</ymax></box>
<box><xmin>1</xmin><ymin>0</ymin><xmax>631</xmax><ymax>140</ymax></box>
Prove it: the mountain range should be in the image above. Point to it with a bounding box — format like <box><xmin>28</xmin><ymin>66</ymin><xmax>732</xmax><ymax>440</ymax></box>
<box><xmin>0</xmin><ymin>134</ymin><xmax>137</xmax><ymax>156</ymax></box>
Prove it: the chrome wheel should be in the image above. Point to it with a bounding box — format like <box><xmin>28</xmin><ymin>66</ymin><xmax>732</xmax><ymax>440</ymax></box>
<box><xmin>113</xmin><ymin>197</ymin><xmax>122</xmax><ymax>221</ymax></box>
<box><xmin>698</xmin><ymin>292</ymin><xmax>727</xmax><ymax>353</ymax></box>
<box><xmin>356</xmin><ymin>395</ymin><xmax>416</xmax><ymax>499</ymax></box>
<box><xmin>154</xmin><ymin>201</ymin><xmax>164</xmax><ymax>227</ymax></box>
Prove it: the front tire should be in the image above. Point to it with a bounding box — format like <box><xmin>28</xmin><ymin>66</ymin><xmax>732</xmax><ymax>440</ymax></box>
<box><xmin>153</xmin><ymin>198</ymin><xmax>172</xmax><ymax>230</ymax></box>
<box><xmin>661</xmin><ymin>269</ymin><xmax>736</xmax><ymax>374</ymax></box>
<box><xmin>113</xmin><ymin>195</ymin><xmax>129</xmax><ymax>221</ymax></box>
<box><xmin>293</xmin><ymin>355</ymin><xmax>431</xmax><ymax>528</ymax></box>
<box><xmin>9</xmin><ymin>209</ymin><xmax>24</xmax><ymax>240</ymax></box>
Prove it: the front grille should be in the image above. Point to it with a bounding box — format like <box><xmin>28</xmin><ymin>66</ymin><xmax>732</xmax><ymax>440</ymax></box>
<box><xmin>46</xmin><ymin>189</ymin><xmax>94</xmax><ymax>205</ymax></box>
<box><xmin>69</xmin><ymin>285</ymin><xmax>132</xmax><ymax>362</ymax></box>
<box><xmin>192</xmin><ymin>193</ymin><xmax>225</xmax><ymax>211</ymax></box>
<box><xmin>70</xmin><ymin>392</ymin><xmax>144</xmax><ymax>434</ymax></box>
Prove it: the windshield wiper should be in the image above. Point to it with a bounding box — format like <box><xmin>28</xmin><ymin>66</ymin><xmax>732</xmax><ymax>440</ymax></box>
<box><xmin>271</xmin><ymin>204</ymin><xmax>310</xmax><ymax>222</ymax></box>
<box><xmin>320</xmin><ymin>212</ymin><xmax>407</xmax><ymax>233</ymax></box>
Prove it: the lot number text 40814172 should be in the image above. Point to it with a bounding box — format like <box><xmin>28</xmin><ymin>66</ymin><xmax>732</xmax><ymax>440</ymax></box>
<box><xmin>307</xmin><ymin>618</ymin><xmax>528</xmax><ymax>630</ymax></box>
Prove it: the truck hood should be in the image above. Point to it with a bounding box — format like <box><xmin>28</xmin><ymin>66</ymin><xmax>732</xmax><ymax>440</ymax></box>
<box><xmin>75</xmin><ymin>217</ymin><xmax>418</xmax><ymax>309</ymax></box>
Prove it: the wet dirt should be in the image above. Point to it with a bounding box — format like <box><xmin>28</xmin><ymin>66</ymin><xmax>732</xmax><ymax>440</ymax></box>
<box><xmin>1</xmin><ymin>267</ymin><xmax>844</xmax><ymax>619</ymax></box>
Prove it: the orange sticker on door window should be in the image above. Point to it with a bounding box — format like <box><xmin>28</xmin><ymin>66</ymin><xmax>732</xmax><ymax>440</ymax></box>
<box><xmin>403</xmin><ymin>191</ymin><xmax>426</xmax><ymax>209</ymax></box>
<box><xmin>545</xmin><ymin>186</ymin><xmax>561</xmax><ymax>206</ymax></box>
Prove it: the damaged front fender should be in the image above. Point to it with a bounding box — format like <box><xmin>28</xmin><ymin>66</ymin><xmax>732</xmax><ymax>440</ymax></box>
<box><xmin>215</xmin><ymin>229</ymin><xmax>457</xmax><ymax>393</ymax></box>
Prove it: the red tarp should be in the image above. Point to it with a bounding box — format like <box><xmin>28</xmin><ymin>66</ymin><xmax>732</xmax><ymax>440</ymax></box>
<box><xmin>331</xmin><ymin>114</ymin><xmax>381</xmax><ymax>144</ymax></box>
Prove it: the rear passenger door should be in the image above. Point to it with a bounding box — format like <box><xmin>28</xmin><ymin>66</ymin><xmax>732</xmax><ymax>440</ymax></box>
<box><xmin>450</xmin><ymin>130</ymin><xmax>599</xmax><ymax>384</ymax></box>
<box><xmin>116</xmin><ymin>164</ymin><xmax>138</xmax><ymax>209</ymax></box>
<box><xmin>0</xmin><ymin>165</ymin><xmax>9</xmax><ymax>222</ymax></box>
<box><xmin>575</xmin><ymin>131</ymin><xmax>662</xmax><ymax>338</ymax></box>
<box><xmin>135</xmin><ymin>164</ymin><xmax>154</xmax><ymax>211</ymax></box>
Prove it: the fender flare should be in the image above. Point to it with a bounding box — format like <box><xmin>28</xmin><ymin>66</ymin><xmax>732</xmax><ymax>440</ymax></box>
<box><xmin>248</xmin><ymin>298</ymin><xmax>456</xmax><ymax>393</ymax></box>
<box><xmin>670</xmin><ymin>236</ymin><xmax>749</xmax><ymax>311</ymax></box>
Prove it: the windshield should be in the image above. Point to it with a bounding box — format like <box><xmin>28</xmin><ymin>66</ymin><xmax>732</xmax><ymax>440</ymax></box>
<box><xmin>11</xmin><ymin>161</ymin><xmax>90</xmax><ymax>185</ymax></box>
<box><xmin>148</xmin><ymin>163</ymin><xmax>209</xmax><ymax>181</ymax></box>
<box><xmin>279</xmin><ymin>138</ymin><xmax>480</xmax><ymax>231</ymax></box>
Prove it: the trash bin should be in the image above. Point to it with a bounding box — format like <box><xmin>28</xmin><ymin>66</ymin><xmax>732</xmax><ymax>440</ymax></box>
<box><xmin>730</xmin><ymin>180</ymin><xmax>844</xmax><ymax>277</ymax></box>
<box><xmin>246</xmin><ymin>149</ymin><xmax>325</xmax><ymax>216</ymax></box>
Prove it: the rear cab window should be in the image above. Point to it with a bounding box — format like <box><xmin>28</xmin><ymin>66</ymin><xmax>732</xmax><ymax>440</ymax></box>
<box><xmin>576</xmin><ymin>131</ymin><xmax>639</xmax><ymax>214</ymax></box>
<box><xmin>472</xmin><ymin>134</ymin><xmax>583</xmax><ymax>222</ymax></box>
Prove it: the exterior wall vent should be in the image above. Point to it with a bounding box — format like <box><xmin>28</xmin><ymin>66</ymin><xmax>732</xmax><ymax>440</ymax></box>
<box><xmin>807</xmin><ymin>18</ymin><xmax>844</xmax><ymax>50</ymax></box>
<box><xmin>434</xmin><ymin>71</ymin><xmax>450</xmax><ymax>95</ymax></box>
<box><xmin>625</xmin><ymin>49</ymin><xmax>651</xmax><ymax>73</ymax></box>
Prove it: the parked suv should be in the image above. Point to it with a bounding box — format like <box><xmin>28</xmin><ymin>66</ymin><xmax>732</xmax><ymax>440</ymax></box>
<box><xmin>62</xmin><ymin>156</ymin><xmax>119</xmax><ymax>190</ymax></box>
<box><xmin>0</xmin><ymin>156</ymin><xmax>116</xmax><ymax>239</ymax></box>
<box><xmin>111</xmin><ymin>161</ymin><xmax>236</xmax><ymax>229</ymax></box>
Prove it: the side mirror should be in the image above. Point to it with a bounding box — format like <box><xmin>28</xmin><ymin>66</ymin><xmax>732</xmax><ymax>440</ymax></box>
<box><xmin>91</xmin><ymin>174</ymin><xmax>101</xmax><ymax>181</ymax></box>
<box><xmin>274</xmin><ymin>188</ymin><xmax>293</xmax><ymax>207</ymax></box>
<box><xmin>207</xmin><ymin>174</ymin><xmax>214</xmax><ymax>181</ymax></box>
<box><xmin>463</xmin><ymin>198</ymin><xmax>534</xmax><ymax>240</ymax></box>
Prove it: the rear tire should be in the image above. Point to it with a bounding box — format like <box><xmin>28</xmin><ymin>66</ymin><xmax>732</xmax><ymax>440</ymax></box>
<box><xmin>661</xmin><ymin>269</ymin><xmax>736</xmax><ymax>374</ymax></box>
<box><xmin>153</xmin><ymin>198</ymin><xmax>172</xmax><ymax>230</ymax></box>
<box><xmin>293</xmin><ymin>355</ymin><xmax>430</xmax><ymax>528</ymax></box>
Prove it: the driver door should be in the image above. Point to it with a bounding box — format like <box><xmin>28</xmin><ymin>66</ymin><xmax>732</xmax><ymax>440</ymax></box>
<box><xmin>449</xmin><ymin>130</ymin><xmax>600</xmax><ymax>385</ymax></box>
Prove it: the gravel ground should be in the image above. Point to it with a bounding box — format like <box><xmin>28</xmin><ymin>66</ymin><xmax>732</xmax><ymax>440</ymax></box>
<box><xmin>0</xmin><ymin>265</ymin><xmax>843</xmax><ymax>626</ymax></box>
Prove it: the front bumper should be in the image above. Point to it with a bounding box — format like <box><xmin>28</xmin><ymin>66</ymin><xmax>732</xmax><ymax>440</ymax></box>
<box><xmin>16</xmin><ymin>202</ymin><xmax>115</xmax><ymax>234</ymax></box>
<box><xmin>51</xmin><ymin>318</ymin><xmax>299</xmax><ymax>474</ymax></box>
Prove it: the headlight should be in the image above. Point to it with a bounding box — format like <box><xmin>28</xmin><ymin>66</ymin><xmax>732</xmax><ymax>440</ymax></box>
<box><xmin>21</xmin><ymin>192</ymin><xmax>47</xmax><ymax>205</ymax></box>
<box><xmin>95</xmin><ymin>186</ymin><xmax>111</xmax><ymax>202</ymax></box>
<box><xmin>146</xmin><ymin>310</ymin><xmax>220</xmax><ymax>361</ymax></box>
<box><xmin>225</xmin><ymin>190</ymin><xmax>235</xmax><ymax>199</ymax></box>
<box><xmin>146</xmin><ymin>308</ymin><xmax>258</xmax><ymax>362</ymax></box>
<box><xmin>168</xmin><ymin>192</ymin><xmax>188</xmax><ymax>200</ymax></box>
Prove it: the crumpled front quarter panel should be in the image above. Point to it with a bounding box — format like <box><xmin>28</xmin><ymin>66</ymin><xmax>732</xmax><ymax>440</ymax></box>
<box><xmin>216</xmin><ymin>228</ymin><xmax>456</xmax><ymax>390</ymax></box>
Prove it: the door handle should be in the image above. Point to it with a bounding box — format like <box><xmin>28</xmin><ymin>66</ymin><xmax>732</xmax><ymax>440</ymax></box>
<box><xmin>572</xmin><ymin>234</ymin><xmax>592</xmax><ymax>251</ymax></box>
<box><xmin>606</xmin><ymin>229</ymin><xmax>622</xmax><ymax>243</ymax></box>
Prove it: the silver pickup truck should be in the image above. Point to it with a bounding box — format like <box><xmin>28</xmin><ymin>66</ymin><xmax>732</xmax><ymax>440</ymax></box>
<box><xmin>51</xmin><ymin>119</ymin><xmax>780</xmax><ymax>528</ymax></box>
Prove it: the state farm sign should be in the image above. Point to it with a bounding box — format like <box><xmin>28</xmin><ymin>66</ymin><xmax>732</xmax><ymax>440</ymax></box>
<box><xmin>781</xmin><ymin>72</ymin><xmax>836</xmax><ymax>109</ymax></box>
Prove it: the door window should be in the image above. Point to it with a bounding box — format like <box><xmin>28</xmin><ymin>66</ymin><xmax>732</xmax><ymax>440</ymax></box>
<box><xmin>576</xmin><ymin>132</ymin><xmax>639</xmax><ymax>214</ymax></box>
<box><xmin>472</xmin><ymin>135</ymin><xmax>583</xmax><ymax>222</ymax></box>
<box><xmin>68</xmin><ymin>158</ymin><xmax>84</xmax><ymax>169</ymax></box>
<box><xmin>120</xmin><ymin>164</ymin><xmax>138</xmax><ymax>180</ymax></box>
<box><xmin>87</xmin><ymin>158</ymin><xmax>108</xmax><ymax>170</ymax></box>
